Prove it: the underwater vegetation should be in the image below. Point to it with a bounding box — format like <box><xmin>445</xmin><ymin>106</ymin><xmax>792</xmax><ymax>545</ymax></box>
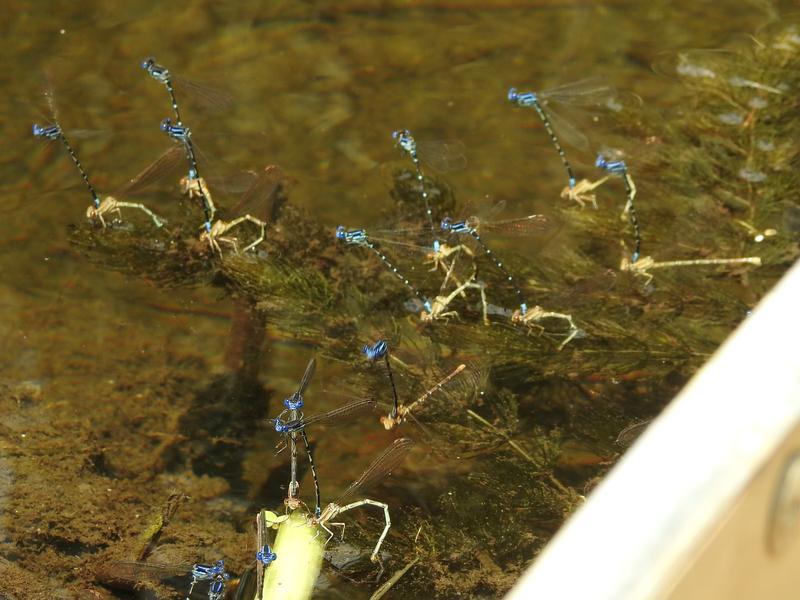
<box><xmin>3</xmin><ymin>13</ymin><xmax>800</xmax><ymax>600</ymax></box>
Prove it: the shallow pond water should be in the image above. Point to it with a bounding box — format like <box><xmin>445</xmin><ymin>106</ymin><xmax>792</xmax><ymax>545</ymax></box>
<box><xmin>1</xmin><ymin>1</ymin><xmax>798</xmax><ymax>598</ymax></box>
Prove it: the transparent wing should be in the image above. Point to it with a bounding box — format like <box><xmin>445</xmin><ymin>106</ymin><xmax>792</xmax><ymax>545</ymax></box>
<box><xmin>95</xmin><ymin>560</ymin><xmax>191</xmax><ymax>582</ymax></box>
<box><xmin>370</xmin><ymin>223</ymin><xmax>434</xmax><ymax>238</ymax></box>
<box><xmin>539</xmin><ymin>77</ymin><xmax>618</xmax><ymax>106</ymax></box>
<box><xmin>368</xmin><ymin>238</ymin><xmax>433</xmax><ymax>260</ymax></box>
<box><xmin>543</xmin><ymin>106</ymin><xmax>590</xmax><ymax>152</ymax></box>
<box><xmin>231</xmin><ymin>165</ymin><xmax>287</xmax><ymax>222</ymax></box>
<box><xmin>115</xmin><ymin>145</ymin><xmax>185</xmax><ymax>197</ymax></box>
<box><xmin>43</xmin><ymin>85</ymin><xmax>60</xmax><ymax>122</ymax></box>
<box><xmin>293</xmin><ymin>398</ymin><xmax>377</xmax><ymax>430</ymax></box>
<box><xmin>416</xmin><ymin>139</ymin><xmax>467</xmax><ymax>173</ymax></box>
<box><xmin>296</xmin><ymin>358</ymin><xmax>316</xmax><ymax>397</ymax></box>
<box><xmin>336</xmin><ymin>437</ymin><xmax>414</xmax><ymax>505</ymax></box>
<box><xmin>173</xmin><ymin>74</ymin><xmax>235</xmax><ymax>112</ymax></box>
<box><xmin>473</xmin><ymin>198</ymin><xmax>507</xmax><ymax>222</ymax></box>
<box><xmin>61</xmin><ymin>128</ymin><xmax>112</xmax><ymax>140</ymax></box>
<box><xmin>367</xmin><ymin>223</ymin><xmax>440</xmax><ymax>251</ymax></box>
<box><xmin>478</xmin><ymin>214</ymin><xmax>554</xmax><ymax>236</ymax></box>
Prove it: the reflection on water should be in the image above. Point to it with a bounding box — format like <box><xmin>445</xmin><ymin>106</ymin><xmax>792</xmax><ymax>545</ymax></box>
<box><xmin>0</xmin><ymin>1</ymin><xmax>797</xmax><ymax>598</ymax></box>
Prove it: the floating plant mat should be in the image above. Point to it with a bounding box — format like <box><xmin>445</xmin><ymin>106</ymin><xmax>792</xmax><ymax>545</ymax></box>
<box><xmin>4</xmin><ymin>14</ymin><xmax>800</xmax><ymax>600</ymax></box>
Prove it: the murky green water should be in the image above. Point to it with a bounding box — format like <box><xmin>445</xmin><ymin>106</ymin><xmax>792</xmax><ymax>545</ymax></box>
<box><xmin>1</xmin><ymin>1</ymin><xmax>798</xmax><ymax>598</ymax></box>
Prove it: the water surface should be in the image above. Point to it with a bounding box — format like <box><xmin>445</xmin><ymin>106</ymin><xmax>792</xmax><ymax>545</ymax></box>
<box><xmin>0</xmin><ymin>1</ymin><xmax>796</xmax><ymax>598</ymax></box>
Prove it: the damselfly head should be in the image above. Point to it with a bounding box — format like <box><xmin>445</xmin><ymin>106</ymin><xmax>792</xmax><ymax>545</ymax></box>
<box><xmin>507</xmin><ymin>87</ymin><xmax>536</xmax><ymax>107</ymax></box>
<box><xmin>363</xmin><ymin>339</ymin><xmax>389</xmax><ymax>361</ymax></box>
<box><xmin>32</xmin><ymin>123</ymin><xmax>59</xmax><ymax>139</ymax></box>
<box><xmin>392</xmin><ymin>129</ymin><xmax>415</xmax><ymax>154</ymax></box>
